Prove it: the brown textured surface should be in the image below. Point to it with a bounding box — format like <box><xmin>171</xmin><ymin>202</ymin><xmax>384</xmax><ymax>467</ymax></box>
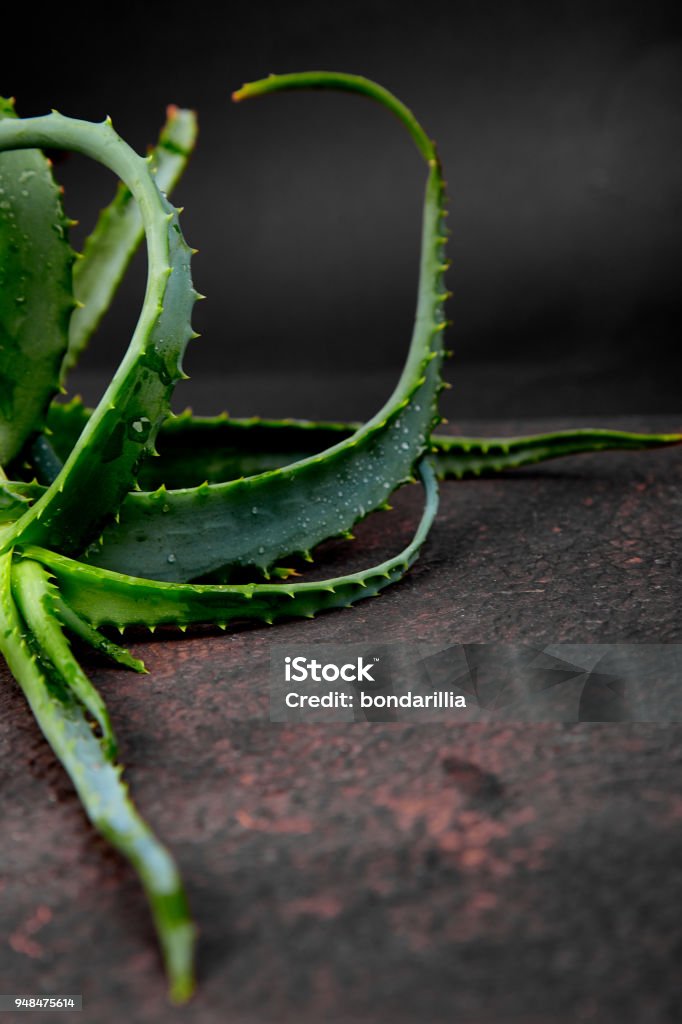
<box><xmin>1</xmin><ymin>418</ymin><xmax>681</xmax><ymax>1024</ymax></box>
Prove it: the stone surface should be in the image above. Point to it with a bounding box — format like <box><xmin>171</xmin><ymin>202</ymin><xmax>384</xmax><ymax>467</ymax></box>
<box><xmin>1</xmin><ymin>417</ymin><xmax>681</xmax><ymax>1024</ymax></box>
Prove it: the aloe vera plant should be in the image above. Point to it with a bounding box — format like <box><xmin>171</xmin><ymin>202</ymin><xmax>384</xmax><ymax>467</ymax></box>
<box><xmin>0</xmin><ymin>73</ymin><xmax>679</xmax><ymax>1002</ymax></box>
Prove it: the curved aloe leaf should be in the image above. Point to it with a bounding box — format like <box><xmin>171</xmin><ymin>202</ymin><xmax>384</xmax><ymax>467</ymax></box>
<box><xmin>74</xmin><ymin>71</ymin><xmax>448</xmax><ymax>582</ymax></box>
<box><xmin>85</xmin><ymin>419</ymin><xmax>682</xmax><ymax>584</ymax></box>
<box><xmin>63</xmin><ymin>105</ymin><xmax>198</xmax><ymax>378</ymax></box>
<box><xmin>0</xmin><ymin>110</ymin><xmax>197</xmax><ymax>557</ymax></box>
<box><xmin>0</xmin><ymin>97</ymin><xmax>75</xmax><ymax>466</ymax></box>
<box><xmin>25</xmin><ymin>458</ymin><xmax>438</xmax><ymax>629</ymax></box>
<box><xmin>38</xmin><ymin>399</ymin><xmax>680</xmax><ymax>583</ymax></box>
<box><xmin>0</xmin><ymin>551</ymin><xmax>195</xmax><ymax>1003</ymax></box>
<box><xmin>47</xmin><ymin>399</ymin><xmax>682</xmax><ymax>488</ymax></box>
<box><xmin>96</xmin><ymin>414</ymin><xmax>682</xmax><ymax>487</ymax></box>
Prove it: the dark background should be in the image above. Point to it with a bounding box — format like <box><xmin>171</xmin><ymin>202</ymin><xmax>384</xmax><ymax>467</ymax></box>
<box><xmin>3</xmin><ymin>0</ymin><xmax>681</xmax><ymax>420</ymax></box>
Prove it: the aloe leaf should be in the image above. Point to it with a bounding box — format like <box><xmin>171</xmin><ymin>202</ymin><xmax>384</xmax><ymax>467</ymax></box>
<box><xmin>12</xmin><ymin>415</ymin><xmax>680</xmax><ymax>579</ymax></box>
<box><xmin>75</xmin><ymin>72</ymin><xmax>449</xmax><ymax>583</ymax></box>
<box><xmin>124</xmin><ymin>418</ymin><xmax>682</xmax><ymax>488</ymax></box>
<box><xmin>430</xmin><ymin>427</ymin><xmax>682</xmax><ymax>477</ymax></box>
<box><xmin>87</xmin><ymin>422</ymin><xmax>682</xmax><ymax>584</ymax></box>
<box><xmin>42</xmin><ymin>399</ymin><xmax>680</xmax><ymax>582</ymax></box>
<box><xmin>11</xmin><ymin>556</ymin><xmax>118</xmax><ymax>758</ymax></box>
<box><xmin>47</xmin><ymin>399</ymin><xmax>682</xmax><ymax>487</ymax></box>
<box><xmin>63</xmin><ymin>105</ymin><xmax>198</xmax><ymax>378</ymax></box>
<box><xmin>24</xmin><ymin>458</ymin><xmax>438</xmax><ymax>629</ymax></box>
<box><xmin>0</xmin><ymin>98</ymin><xmax>76</xmax><ymax>466</ymax></box>
<box><xmin>0</xmin><ymin>551</ymin><xmax>195</xmax><ymax>1002</ymax></box>
<box><xmin>47</xmin><ymin>400</ymin><xmax>356</xmax><ymax>488</ymax></box>
<box><xmin>55</xmin><ymin>597</ymin><xmax>147</xmax><ymax>673</ymax></box>
<box><xmin>0</xmin><ymin>110</ymin><xmax>197</xmax><ymax>558</ymax></box>
<box><xmin>39</xmin><ymin>399</ymin><xmax>680</xmax><ymax>583</ymax></box>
